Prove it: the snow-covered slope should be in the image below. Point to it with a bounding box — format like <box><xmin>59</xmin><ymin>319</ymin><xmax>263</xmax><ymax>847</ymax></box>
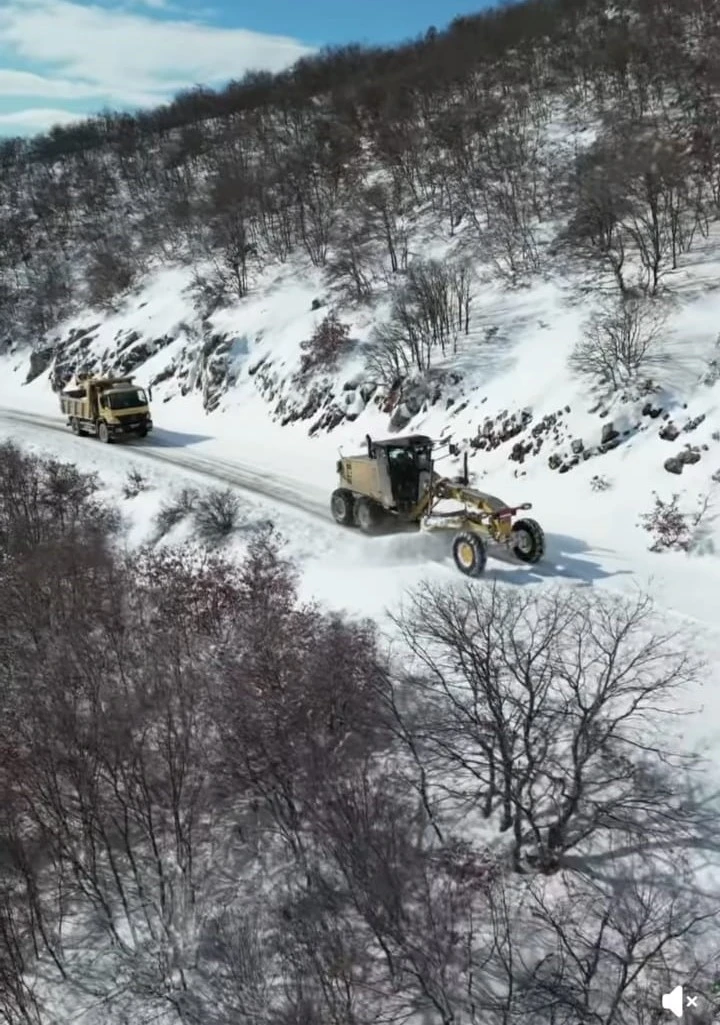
<box><xmin>3</xmin><ymin>232</ymin><xmax>720</xmax><ymax>754</ymax></box>
<box><xmin>3</xmin><ymin>233</ymin><xmax>720</xmax><ymax>585</ymax></box>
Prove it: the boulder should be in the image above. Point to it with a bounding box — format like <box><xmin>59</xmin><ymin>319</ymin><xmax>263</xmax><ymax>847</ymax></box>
<box><xmin>600</xmin><ymin>421</ymin><xmax>620</xmax><ymax>445</ymax></box>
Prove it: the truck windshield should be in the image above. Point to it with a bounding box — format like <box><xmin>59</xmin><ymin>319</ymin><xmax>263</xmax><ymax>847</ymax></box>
<box><xmin>106</xmin><ymin>389</ymin><xmax>147</xmax><ymax>410</ymax></box>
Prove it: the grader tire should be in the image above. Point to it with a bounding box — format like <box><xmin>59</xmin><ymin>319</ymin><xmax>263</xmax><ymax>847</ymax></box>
<box><xmin>510</xmin><ymin>517</ymin><xmax>545</xmax><ymax>564</ymax></box>
<box><xmin>354</xmin><ymin>496</ymin><xmax>386</xmax><ymax>534</ymax></box>
<box><xmin>452</xmin><ymin>531</ymin><xmax>488</xmax><ymax>577</ymax></box>
<box><xmin>331</xmin><ymin>488</ymin><xmax>355</xmax><ymax>526</ymax></box>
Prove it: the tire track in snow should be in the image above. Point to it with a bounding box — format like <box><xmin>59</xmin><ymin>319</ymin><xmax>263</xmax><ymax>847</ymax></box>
<box><xmin>0</xmin><ymin>408</ymin><xmax>333</xmax><ymax>525</ymax></box>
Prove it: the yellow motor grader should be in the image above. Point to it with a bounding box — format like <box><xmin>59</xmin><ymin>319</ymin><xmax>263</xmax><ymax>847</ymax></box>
<box><xmin>331</xmin><ymin>433</ymin><xmax>545</xmax><ymax>576</ymax></box>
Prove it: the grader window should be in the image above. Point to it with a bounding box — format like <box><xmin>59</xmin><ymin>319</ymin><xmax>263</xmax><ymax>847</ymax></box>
<box><xmin>388</xmin><ymin>447</ymin><xmax>420</xmax><ymax>505</ymax></box>
<box><xmin>415</xmin><ymin>448</ymin><xmax>431</xmax><ymax>471</ymax></box>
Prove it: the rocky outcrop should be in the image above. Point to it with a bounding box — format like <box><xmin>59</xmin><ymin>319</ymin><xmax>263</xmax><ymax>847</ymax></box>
<box><xmin>664</xmin><ymin>444</ymin><xmax>704</xmax><ymax>474</ymax></box>
<box><xmin>26</xmin><ymin>345</ymin><xmax>56</xmax><ymax>384</ymax></box>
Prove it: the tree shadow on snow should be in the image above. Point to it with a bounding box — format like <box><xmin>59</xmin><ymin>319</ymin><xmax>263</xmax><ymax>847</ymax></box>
<box><xmin>489</xmin><ymin>531</ymin><xmax>632</xmax><ymax>587</ymax></box>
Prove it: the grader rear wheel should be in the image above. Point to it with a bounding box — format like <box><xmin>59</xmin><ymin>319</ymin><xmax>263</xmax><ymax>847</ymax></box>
<box><xmin>354</xmin><ymin>496</ymin><xmax>386</xmax><ymax>534</ymax></box>
<box><xmin>330</xmin><ymin>488</ymin><xmax>355</xmax><ymax>526</ymax></box>
<box><xmin>452</xmin><ymin>531</ymin><xmax>488</xmax><ymax>577</ymax></box>
<box><xmin>509</xmin><ymin>517</ymin><xmax>545</xmax><ymax>564</ymax></box>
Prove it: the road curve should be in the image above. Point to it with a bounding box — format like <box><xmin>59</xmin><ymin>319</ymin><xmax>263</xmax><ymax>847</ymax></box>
<box><xmin>0</xmin><ymin>407</ymin><xmax>333</xmax><ymax>524</ymax></box>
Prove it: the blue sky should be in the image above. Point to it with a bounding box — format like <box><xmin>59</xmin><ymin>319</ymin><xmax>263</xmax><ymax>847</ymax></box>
<box><xmin>0</xmin><ymin>0</ymin><xmax>505</xmax><ymax>136</ymax></box>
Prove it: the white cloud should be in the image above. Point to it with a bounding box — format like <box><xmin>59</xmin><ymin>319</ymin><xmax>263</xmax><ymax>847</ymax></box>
<box><xmin>0</xmin><ymin>68</ymin><xmax>111</xmax><ymax>99</ymax></box>
<box><xmin>0</xmin><ymin>0</ymin><xmax>314</xmax><ymax>118</ymax></box>
<box><xmin>0</xmin><ymin>106</ymin><xmax>85</xmax><ymax>129</ymax></box>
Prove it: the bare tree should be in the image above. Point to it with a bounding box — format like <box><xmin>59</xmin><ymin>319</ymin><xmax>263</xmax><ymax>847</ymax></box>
<box><xmin>366</xmin><ymin>258</ymin><xmax>474</xmax><ymax>382</ymax></box>
<box><xmin>509</xmin><ymin>863</ymin><xmax>720</xmax><ymax>1024</ymax></box>
<box><xmin>85</xmin><ymin>236</ymin><xmax>143</xmax><ymax>311</ymax></box>
<box><xmin>563</xmin><ymin>144</ymin><xmax>633</xmax><ymax>295</ymax></box>
<box><xmin>390</xmin><ymin>582</ymin><xmax>704</xmax><ymax>874</ymax></box>
<box><xmin>569</xmin><ymin>296</ymin><xmax>669</xmax><ymax>389</ymax></box>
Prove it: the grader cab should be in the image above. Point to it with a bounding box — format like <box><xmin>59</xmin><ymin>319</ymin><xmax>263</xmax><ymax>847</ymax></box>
<box><xmin>331</xmin><ymin>433</ymin><xmax>545</xmax><ymax>577</ymax></box>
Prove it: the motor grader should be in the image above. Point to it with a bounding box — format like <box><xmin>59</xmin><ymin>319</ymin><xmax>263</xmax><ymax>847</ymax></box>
<box><xmin>331</xmin><ymin>433</ymin><xmax>545</xmax><ymax>577</ymax></box>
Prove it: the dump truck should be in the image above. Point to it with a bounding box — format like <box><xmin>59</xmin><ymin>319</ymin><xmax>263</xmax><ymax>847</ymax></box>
<box><xmin>331</xmin><ymin>433</ymin><xmax>545</xmax><ymax>577</ymax></box>
<box><xmin>60</xmin><ymin>374</ymin><xmax>153</xmax><ymax>442</ymax></box>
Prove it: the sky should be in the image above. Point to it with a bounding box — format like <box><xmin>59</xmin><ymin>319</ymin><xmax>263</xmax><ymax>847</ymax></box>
<box><xmin>0</xmin><ymin>0</ymin><xmax>503</xmax><ymax>138</ymax></box>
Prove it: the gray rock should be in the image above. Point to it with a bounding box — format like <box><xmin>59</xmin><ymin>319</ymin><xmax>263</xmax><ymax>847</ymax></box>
<box><xmin>683</xmin><ymin>413</ymin><xmax>706</xmax><ymax>432</ymax></box>
<box><xmin>659</xmin><ymin>422</ymin><xmax>679</xmax><ymax>441</ymax></box>
<box><xmin>664</xmin><ymin>457</ymin><xmax>683</xmax><ymax>474</ymax></box>
<box><xmin>601</xmin><ymin>422</ymin><xmax>620</xmax><ymax>445</ymax></box>
<box><xmin>571</xmin><ymin>438</ymin><xmax>584</xmax><ymax>454</ymax></box>
<box><xmin>25</xmin><ymin>345</ymin><xmax>55</xmax><ymax>383</ymax></box>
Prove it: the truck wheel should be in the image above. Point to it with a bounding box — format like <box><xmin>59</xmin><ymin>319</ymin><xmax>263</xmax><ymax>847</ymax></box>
<box><xmin>97</xmin><ymin>422</ymin><xmax>111</xmax><ymax>444</ymax></box>
<box><xmin>354</xmin><ymin>497</ymin><xmax>386</xmax><ymax>534</ymax></box>
<box><xmin>70</xmin><ymin>418</ymin><xmax>81</xmax><ymax>436</ymax></box>
<box><xmin>330</xmin><ymin>488</ymin><xmax>355</xmax><ymax>526</ymax></box>
<box><xmin>452</xmin><ymin>531</ymin><xmax>488</xmax><ymax>577</ymax></box>
<box><xmin>510</xmin><ymin>518</ymin><xmax>545</xmax><ymax>564</ymax></box>
<box><xmin>136</xmin><ymin>427</ymin><xmax>148</xmax><ymax>438</ymax></box>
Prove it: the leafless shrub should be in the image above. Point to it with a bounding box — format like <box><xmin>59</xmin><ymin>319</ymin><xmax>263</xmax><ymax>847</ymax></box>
<box><xmin>569</xmin><ymin>296</ymin><xmax>669</xmax><ymax>390</ymax></box>
<box><xmin>188</xmin><ymin>260</ymin><xmax>251</xmax><ymax>317</ymax></box>
<box><xmin>154</xmin><ymin>484</ymin><xmax>199</xmax><ymax>538</ymax></box>
<box><xmin>122</xmin><ymin>466</ymin><xmax>150</xmax><ymax>499</ymax></box>
<box><xmin>0</xmin><ymin>882</ymin><xmax>43</xmax><ymax>1025</ymax></box>
<box><xmin>640</xmin><ymin>490</ymin><xmax>713</xmax><ymax>552</ymax></box>
<box><xmin>193</xmin><ymin>486</ymin><xmax>243</xmax><ymax>543</ymax></box>
<box><xmin>210</xmin><ymin>532</ymin><xmax>391</xmax><ymax>855</ymax></box>
<box><xmin>590</xmin><ymin>473</ymin><xmax>612</xmax><ymax>491</ymax></box>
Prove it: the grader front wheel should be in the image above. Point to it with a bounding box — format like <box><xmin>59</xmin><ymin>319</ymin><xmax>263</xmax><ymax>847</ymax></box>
<box><xmin>510</xmin><ymin>517</ymin><xmax>545</xmax><ymax>564</ymax></box>
<box><xmin>452</xmin><ymin>531</ymin><xmax>488</xmax><ymax>577</ymax></box>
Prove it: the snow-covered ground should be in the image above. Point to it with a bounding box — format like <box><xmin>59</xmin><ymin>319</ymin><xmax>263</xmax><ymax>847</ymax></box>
<box><xmin>3</xmin><ymin>245</ymin><xmax>720</xmax><ymax>761</ymax></box>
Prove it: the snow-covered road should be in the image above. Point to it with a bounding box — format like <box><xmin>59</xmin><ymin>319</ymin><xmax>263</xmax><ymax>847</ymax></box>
<box><xmin>0</xmin><ymin>406</ymin><xmax>332</xmax><ymax>523</ymax></box>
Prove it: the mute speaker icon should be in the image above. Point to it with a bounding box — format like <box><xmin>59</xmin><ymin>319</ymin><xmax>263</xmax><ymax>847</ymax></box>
<box><xmin>662</xmin><ymin>985</ymin><xmax>684</xmax><ymax>1018</ymax></box>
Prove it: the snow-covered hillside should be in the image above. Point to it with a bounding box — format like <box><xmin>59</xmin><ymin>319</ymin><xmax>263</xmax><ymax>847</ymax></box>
<box><xmin>3</xmin><ymin>229</ymin><xmax>720</xmax><ymax>615</ymax></box>
<box><xmin>4</xmin><ymin>230</ymin><xmax>720</xmax><ymax>731</ymax></box>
